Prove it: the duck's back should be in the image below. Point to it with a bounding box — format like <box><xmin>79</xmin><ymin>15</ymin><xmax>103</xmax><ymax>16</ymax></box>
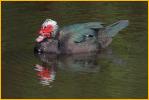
<box><xmin>58</xmin><ymin>22</ymin><xmax>104</xmax><ymax>54</ymax></box>
<box><xmin>59</xmin><ymin>22</ymin><xmax>104</xmax><ymax>43</ymax></box>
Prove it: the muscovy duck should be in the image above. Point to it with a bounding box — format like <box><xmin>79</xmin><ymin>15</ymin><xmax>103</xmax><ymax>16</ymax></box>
<box><xmin>34</xmin><ymin>19</ymin><xmax>129</xmax><ymax>54</ymax></box>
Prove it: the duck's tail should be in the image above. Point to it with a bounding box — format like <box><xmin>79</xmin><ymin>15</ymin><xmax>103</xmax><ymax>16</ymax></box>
<box><xmin>105</xmin><ymin>20</ymin><xmax>129</xmax><ymax>37</ymax></box>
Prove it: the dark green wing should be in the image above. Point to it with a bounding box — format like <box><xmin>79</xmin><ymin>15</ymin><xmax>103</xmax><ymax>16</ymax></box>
<box><xmin>59</xmin><ymin>22</ymin><xmax>104</xmax><ymax>43</ymax></box>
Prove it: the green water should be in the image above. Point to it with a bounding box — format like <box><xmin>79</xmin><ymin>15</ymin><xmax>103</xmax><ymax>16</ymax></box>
<box><xmin>2</xmin><ymin>2</ymin><xmax>148</xmax><ymax>98</ymax></box>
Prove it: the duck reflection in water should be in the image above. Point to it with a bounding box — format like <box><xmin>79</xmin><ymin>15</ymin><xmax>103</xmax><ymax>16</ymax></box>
<box><xmin>34</xmin><ymin>49</ymin><xmax>125</xmax><ymax>87</ymax></box>
<box><xmin>34</xmin><ymin>64</ymin><xmax>56</xmax><ymax>87</ymax></box>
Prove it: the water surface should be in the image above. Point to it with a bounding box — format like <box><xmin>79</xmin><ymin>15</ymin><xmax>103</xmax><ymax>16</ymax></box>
<box><xmin>2</xmin><ymin>2</ymin><xmax>148</xmax><ymax>98</ymax></box>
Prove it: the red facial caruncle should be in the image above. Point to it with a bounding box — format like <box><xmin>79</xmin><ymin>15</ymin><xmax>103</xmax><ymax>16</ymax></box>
<box><xmin>39</xmin><ymin>25</ymin><xmax>54</xmax><ymax>38</ymax></box>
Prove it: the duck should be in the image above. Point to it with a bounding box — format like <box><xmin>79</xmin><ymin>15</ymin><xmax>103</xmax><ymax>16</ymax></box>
<box><xmin>34</xmin><ymin>19</ymin><xmax>129</xmax><ymax>54</ymax></box>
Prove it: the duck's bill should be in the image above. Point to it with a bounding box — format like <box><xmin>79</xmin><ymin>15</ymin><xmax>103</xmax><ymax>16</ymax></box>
<box><xmin>36</xmin><ymin>35</ymin><xmax>46</xmax><ymax>42</ymax></box>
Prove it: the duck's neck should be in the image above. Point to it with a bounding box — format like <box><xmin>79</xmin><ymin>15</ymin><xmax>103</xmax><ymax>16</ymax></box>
<box><xmin>52</xmin><ymin>29</ymin><xmax>60</xmax><ymax>40</ymax></box>
<box><xmin>50</xmin><ymin>25</ymin><xmax>60</xmax><ymax>40</ymax></box>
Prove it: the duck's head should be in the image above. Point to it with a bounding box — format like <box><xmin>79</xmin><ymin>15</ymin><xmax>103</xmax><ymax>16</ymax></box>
<box><xmin>34</xmin><ymin>19</ymin><xmax>59</xmax><ymax>54</ymax></box>
<box><xmin>36</xmin><ymin>19</ymin><xmax>58</xmax><ymax>43</ymax></box>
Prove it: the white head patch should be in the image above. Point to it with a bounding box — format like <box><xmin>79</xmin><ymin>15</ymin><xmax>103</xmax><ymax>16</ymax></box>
<box><xmin>42</xmin><ymin>19</ymin><xmax>57</xmax><ymax>27</ymax></box>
